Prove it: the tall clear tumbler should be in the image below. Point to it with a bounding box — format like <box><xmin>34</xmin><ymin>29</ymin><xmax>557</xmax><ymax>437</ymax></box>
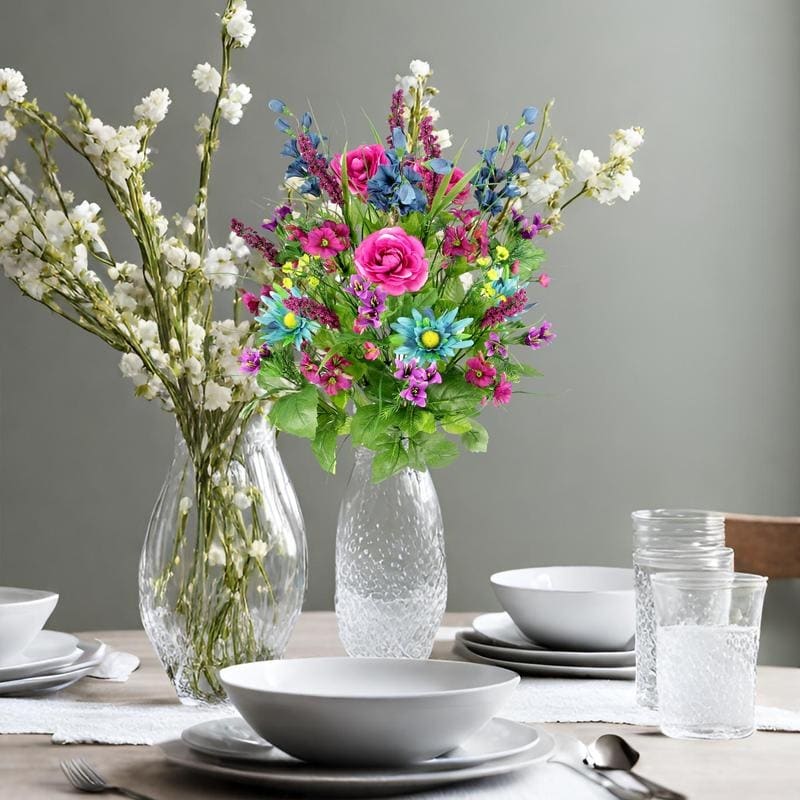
<box><xmin>652</xmin><ymin>572</ymin><xmax>767</xmax><ymax>739</ymax></box>
<box><xmin>633</xmin><ymin>546</ymin><xmax>733</xmax><ymax>708</ymax></box>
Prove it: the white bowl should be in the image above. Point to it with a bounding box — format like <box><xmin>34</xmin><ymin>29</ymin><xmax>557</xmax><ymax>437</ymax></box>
<box><xmin>491</xmin><ymin>566</ymin><xmax>635</xmax><ymax>652</ymax></box>
<box><xmin>220</xmin><ymin>657</ymin><xmax>519</xmax><ymax>767</ymax></box>
<box><xmin>0</xmin><ymin>587</ymin><xmax>58</xmax><ymax>663</ymax></box>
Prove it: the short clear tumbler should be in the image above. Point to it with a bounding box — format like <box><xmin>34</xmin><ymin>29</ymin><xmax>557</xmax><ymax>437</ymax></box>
<box><xmin>652</xmin><ymin>571</ymin><xmax>767</xmax><ymax>740</ymax></box>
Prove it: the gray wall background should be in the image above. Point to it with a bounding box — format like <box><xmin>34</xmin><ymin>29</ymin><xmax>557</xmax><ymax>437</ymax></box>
<box><xmin>1</xmin><ymin>1</ymin><xmax>798</xmax><ymax>663</ymax></box>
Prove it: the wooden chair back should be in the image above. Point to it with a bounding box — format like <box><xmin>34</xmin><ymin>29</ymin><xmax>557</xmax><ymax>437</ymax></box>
<box><xmin>725</xmin><ymin>513</ymin><xmax>800</xmax><ymax>578</ymax></box>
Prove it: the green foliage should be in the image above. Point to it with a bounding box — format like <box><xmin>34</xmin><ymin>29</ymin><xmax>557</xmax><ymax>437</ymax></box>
<box><xmin>371</xmin><ymin>436</ymin><xmax>410</xmax><ymax>482</ymax></box>
<box><xmin>461</xmin><ymin>419</ymin><xmax>489</xmax><ymax>453</ymax></box>
<box><xmin>268</xmin><ymin>384</ymin><xmax>318</xmax><ymax>439</ymax></box>
<box><xmin>311</xmin><ymin>403</ymin><xmax>346</xmax><ymax>474</ymax></box>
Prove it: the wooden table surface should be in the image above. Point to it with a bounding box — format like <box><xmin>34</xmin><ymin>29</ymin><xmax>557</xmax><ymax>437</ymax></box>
<box><xmin>1</xmin><ymin>612</ymin><xmax>798</xmax><ymax>799</ymax></box>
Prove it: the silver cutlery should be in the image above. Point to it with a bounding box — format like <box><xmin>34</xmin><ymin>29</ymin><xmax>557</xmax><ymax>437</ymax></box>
<box><xmin>587</xmin><ymin>734</ymin><xmax>687</xmax><ymax>800</ymax></box>
<box><xmin>60</xmin><ymin>758</ymin><xmax>157</xmax><ymax>800</ymax></box>
<box><xmin>551</xmin><ymin>735</ymin><xmax>650</xmax><ymax>800</ymax></box>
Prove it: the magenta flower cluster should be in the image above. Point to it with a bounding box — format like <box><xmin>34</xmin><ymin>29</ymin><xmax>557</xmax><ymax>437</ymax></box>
<box><xmin>283</xmin><ymin>295</ymin><xmax>341</xmax><ymax>330</ymax></box>
<box><xmin>300</xmin><ymin>352</ymin><xmax>353</xmax><ymax>396</ymax></box>
<box><xmin>480</xmin><ymin>288</ymin><xmax>529</xmax><ymax>329</ymax></box>
<box><xmin>345</xmin><ymin>275</ymin><xmax>388</xmax><ymax>333</ymax></box>
<box><xmin>230</xmin><ymin>218</ymin><xmax>278</xmax><ymax>265</ymax></box>
<box><xmin>393</xmin><ymin>355</ymin><xmax>441</xmax><ymax>408</ymax></box>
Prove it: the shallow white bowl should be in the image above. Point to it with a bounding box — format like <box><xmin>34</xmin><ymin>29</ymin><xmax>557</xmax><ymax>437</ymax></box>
<box><xmin>0</xmin><ymin>587</ymin><xmax>58</xmax><ymax>663</ymax></box>
<box><xmin>220</xmin><ymin>657</ymin><xmax>519</xmax><ymax>767</ymax></box>
<box><xmin>491</xmin><ymin>566</ymin><xmax>635</xmax><ymax>652</ymax></box>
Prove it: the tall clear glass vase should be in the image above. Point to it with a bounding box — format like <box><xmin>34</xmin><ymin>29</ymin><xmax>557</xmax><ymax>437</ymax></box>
<box><xmin>335</xmin><ymin>447</ymin><xmax>447</xmax><ymax>658</ymax></box>
<box><xmin>139</xmin><ymin>414</ymin><xmax>306</xmax><ymax>705</ymax></box>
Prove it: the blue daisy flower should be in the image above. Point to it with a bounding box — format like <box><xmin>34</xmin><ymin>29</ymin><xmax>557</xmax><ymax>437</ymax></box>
<box><xmin>391</xmin><ymin>308</ymin><xmax>474</xmax><ymax>364</ymax></box>
<box><xmin>256</xmin><ymin>289</ymin><xmax>319</xmax><ymax>349</ymax></box>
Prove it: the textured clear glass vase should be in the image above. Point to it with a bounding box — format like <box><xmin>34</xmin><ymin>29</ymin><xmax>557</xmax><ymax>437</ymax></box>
<box><xmin>139</xmin><ymin>414</ymin><xmax>307</xmax><ymax>705</ymax></box>
<box><xmin>335</xmin><ymin>448</ymin><xmax>447</xmax><ymax>659</ymax></box>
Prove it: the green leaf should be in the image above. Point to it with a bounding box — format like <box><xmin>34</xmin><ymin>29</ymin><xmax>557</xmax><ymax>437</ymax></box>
<box><xmin>415</xmin><ymin>409</ymin><xmax>436</xmax><ymax>434</ymax></box>
<box><xmin>416</xmin><ymin>432</ymin><xmax>460</xmax><ymax>469</ymax></box>
<box><xmin>428</xmin><ymin>375</ymin><xmax>485</xmax><ymax>416</ymax></box>
<box><xmin>311</xmin><ymin>406</ymin><xmax>343</xmax><ymax>474</ymax></box>
<box><xmin>461</xmin><ymin>420</ymin><xmax>489</xmax><ymax>453</ymax></box>
<box><xmin>442</xmin><ymin>417</ymin><xmax>473</xmax><ymax>435</ymax></box>
<box><xmin>371</xmin><ymin>438</ymin><xmax>410</xmax><ymax>482</ymax></box>
<box><xmin>351</xmin><ymin>404</ymin><xmax>390</xmax><ymax>449</ymax></box>
<box><xmin>268</xmin><ymin>384</ymin><xmax>319</xmax><ymax>439</ymax></box>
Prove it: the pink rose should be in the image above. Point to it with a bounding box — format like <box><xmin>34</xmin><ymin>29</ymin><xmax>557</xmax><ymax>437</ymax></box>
<box><xmin>331</xmin><ymin>144</ymin><xmax>389</xmax><ymax>200</ymax></box>
<box><xmin>354</xmin><ymin>227</ymin><xmax>429</xmax><ymax>296</ymax></box>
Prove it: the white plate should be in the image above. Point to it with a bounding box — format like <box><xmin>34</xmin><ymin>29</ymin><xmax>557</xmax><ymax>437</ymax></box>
<box><xmin>0</xmin><ymin>639</ymin><xmax>106</xmax><ymax>696</ymax></box>
<box><xmin>0</xmin><ymin>630</ymin><xmax>80</xmax><ymax>681</ymax></box>
<box><xmin>473</xmin><ymin>613</ymin><xmax>635</xmax><ymax>656</ymax></box>
<box><xmin>459</xmin><ymin>630</ymin><xmax>635</xmax><ymax>668</ymax></box>
<box><xmin>455</xmin><ymin>641</ymin><xmax>635</xmax><ymax>680</ymax></box>
<box><xmin>161</xmin><ymin>729</ymin><xmax>556</xmax><ymax>797</ymax></box>
<box><xmin>182</xmin><ymin>716</ymin><xmax>539</xmax><ymax>770</ymax></box>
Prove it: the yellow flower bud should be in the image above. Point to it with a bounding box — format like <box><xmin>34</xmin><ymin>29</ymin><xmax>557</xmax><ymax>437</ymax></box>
<box><xmin>495</xmin><ymin>245</ymin><xmax>510</xmax><ymax>261</ymax></box>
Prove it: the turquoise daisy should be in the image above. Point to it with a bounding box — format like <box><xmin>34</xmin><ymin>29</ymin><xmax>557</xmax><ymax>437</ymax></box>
<box><xmin>391</xmin><ymin>308</ymin><xmax>474</xmax><ymax>364</ymax></box>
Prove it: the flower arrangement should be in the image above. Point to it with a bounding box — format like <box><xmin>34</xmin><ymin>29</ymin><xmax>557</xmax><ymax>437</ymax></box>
<box><xmin>0</xmin><ymin>2</ymin><xmax>305</xmax><ymax>702</ymax></box>
<box><xmin>237</xmin><ymin>61</ymin><xmax>644</xmax><ymax>481</ymax></box>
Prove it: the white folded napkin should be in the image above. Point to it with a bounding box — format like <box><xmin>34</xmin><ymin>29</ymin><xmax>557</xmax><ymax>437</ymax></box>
<box><xmin>88</xmin><ymin>649</ymin><xmax>140</xmax><ymax>682</ymax></box>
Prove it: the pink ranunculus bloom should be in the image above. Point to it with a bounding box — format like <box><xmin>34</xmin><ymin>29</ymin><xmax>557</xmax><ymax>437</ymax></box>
<box><xmin>363</xmin><ymin>341</ymin><xmax>380</xmax><ymax>361</ymax></box>
<box><xmin>354</xmin><ymin>227</ymin><xmax>429</xmax><ymax>296</ymax></box>
<box><xmin>493</xmin><ymin>373</ymin><xmax>513</xmax><ymax>406</ymax></box>
<box><xmin>330</xmin><ymin>144</ymin><xmax>389</xmax><ymax>200</ymax></box>
<box><xmin>299</xmin><ymin>222</ymin><xmax>351</xmax><ymax>259</ymax></box>
<box><xmin>465</xmin><ymin>355</ymin><xmax>497</xmax><ymax>389</ymax></box>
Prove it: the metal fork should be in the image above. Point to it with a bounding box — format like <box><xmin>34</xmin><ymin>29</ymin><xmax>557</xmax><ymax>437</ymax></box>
<box><xmin>60</xmin><ymin>758</ymin><xmax>157</xmax><ymax>800</ymax></box>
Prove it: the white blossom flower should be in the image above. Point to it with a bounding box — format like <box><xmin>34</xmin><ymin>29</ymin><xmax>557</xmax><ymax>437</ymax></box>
<box><xmin>434</xmin><ymin>128</ymin><xmax>452</xmax><ymax>150</ymax></box>
<box><xmin>227</xmin><ymin>231</ymin><xmax>249</xmax><ymax>263</ymax></box>
<box><xmin>134</xmin><ymin>88</ymin><xmax>171</xmax><ymax>125</ymax></box>
<box><xmin>574</xmin><ymin>149</ymin><xmax>602</xmax><ymax>181</ymax></box>
<box><xmin>69</xmin><ymin>200</ymin><xmax>103</xmax><ymax>241</ymax></box>
<box><xmin>0</xmin><ymin>119</ymin><xmax>16</xmax><ymax>158</ymax></box>
<box><xmin>233</xmin><ymin>491</ymin><xmax>251</xmax><ymax>510</ymax></box>
<box><xmin>225</xmin><ymin>1</ymin><xmax>255</xmax><ymax>47</ymax></box>
<box><xmin>136</xmin><ymin>318</ymin><xmax>159</xmax><ymax>346</ymax></box>
<box><xmin>526</xmin><ymin>169</ymin><xmax>565</xmax><ymax>204</ymax></box>
<box><xmin>589</xmin><ymin>169</ymin><xmax>641</xmax><ymax>205</ymax></box>
<box><xmin>611</xmin><ymin>127</ymin><xmax>644</xmax><ymax>158</ymax></box>
<box><xmin>119</xmin><ymin>352</ymin><xmax>147</xmax><ymax>385</ymax></box>
<box><xmin>179</xmin><ymin>496</ymin><xmax>193</xmax><ymax>515</ymax></box>
<box><xmin>409</xmin><ymin>59</ymin><xmax>431</xmax><ymax>79</ymax></box>
<box><xmin>192</xmin><ymin>63</ymin><xmax>221</xmax><ymax>94</ymax></box>
<box><xmin>0</xmin><ymin>68</ymin><xmax>27</xmax><ymax>106</ymax></box>
<box><xmin>207</xmin><ymin>541</ymin><xmax>226</xmax><ymax>567</ymax></box>
<box><xmin>203</xmin><ymin>246</ymin><xmax>238</xmax><ymax>289</ymax></box>
<box><xmin>204</xmin><ymin>380</ymin><xmax>232</xmax><ymax>412</ymax></box>
<box><xmin>247</xmin><ymin>539</ymin><xmax>268</xmax><ymax>560</ymax></box>
<box><xmin>194</xmin><ymin>113</ymin><xmax>211</xmax><ymax>134</ymax></box>
<box><xmin>219</xmin><ymin>83</ymin><xmax>252</xmax><ymax>126</ymax></box>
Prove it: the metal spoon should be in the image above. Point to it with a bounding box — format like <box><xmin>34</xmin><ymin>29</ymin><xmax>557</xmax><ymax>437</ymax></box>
<box><xmin>550</xmin><ymin>734</ymin><xmax>650</xmax><ymax>800</ymax></box>
<box><xmin>587</xmin><ymin>734</ymin><xmax>687</xmax><ymax>800</ymax></box>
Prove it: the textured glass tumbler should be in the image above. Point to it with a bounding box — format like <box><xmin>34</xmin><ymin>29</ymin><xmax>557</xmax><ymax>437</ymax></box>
<box><xmin>653</xmin><ymin>572</ymin><xmax>767</xmax><ymax>739</ymax></box>
<box><xmin>335</xmin><ymin>448</ymin><xmax>447</xmax><ymax>658</ymax></box>
<box><xmin>632</xmin><ymin>509</ymin><xmax>725</xmax><ymax>551</ymax></box>
<box><xmin>634</xmin><ymin>547</ymin><xmax>733</xmax><ymax>708</ymax></box>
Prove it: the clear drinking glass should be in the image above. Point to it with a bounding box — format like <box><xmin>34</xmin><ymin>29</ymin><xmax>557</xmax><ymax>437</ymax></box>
<box><xmin>633</xmin><ymin>546</ymin><xmax>733</xmax><ymax>708</ymax></box>
<box><xmin>652</xmin><ymin>572</ymin><xmax>767</xmax><ymax>739</ymax></box>
<box><xmin>632</xmin><ymin>509</ymin><xmax>725</xmax><ymax>551</ymax></box>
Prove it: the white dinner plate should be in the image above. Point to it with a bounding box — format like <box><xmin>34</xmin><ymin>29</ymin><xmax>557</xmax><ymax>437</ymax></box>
<box><xmin>0</xmin><ymin>630</ymin><xmax>80</xmax><ymax>681</ymax></box>
<box><xmin>455</xmin><ymin>641</ymin><xmax>635</xmax><ymax>680</ymax></box>
<box><xmin>182</xmin><ymin>716</ymin><xmax>539</xmax><ymax>770</ymax></box>
<box><xmin>161</xmin><ymin>728</ymin><xmax>556</xmax><ymax>797</ymax></box>
<box><xmin>473</xmin><ymin>613</ymin><xmax>635</xmax><ymax>656</ymax></box>
<box><xmin>458</xmin><ymin>631</ymin><xmax>636</xmax><ymax>668</ymax></box>
<box><xmin>0</xmin><ymin>639</ymin><xmax>106</xmax><ymax>696</ymax></box>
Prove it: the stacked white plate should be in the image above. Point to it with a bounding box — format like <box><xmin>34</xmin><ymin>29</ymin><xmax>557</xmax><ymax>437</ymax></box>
<box><xmin>164</xmin><ymin>716</ymin><xmax>556</xmax><ymax>797</ymax></box>
<box><xmin>0</xmin><ymin>631</ymin><xmax>107</xmax><ymax>696</ymax></box>
<box><xmin>455</xmin><ymin>613</ymin><xmax>635</xmax><ymax>680</ymax></box>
